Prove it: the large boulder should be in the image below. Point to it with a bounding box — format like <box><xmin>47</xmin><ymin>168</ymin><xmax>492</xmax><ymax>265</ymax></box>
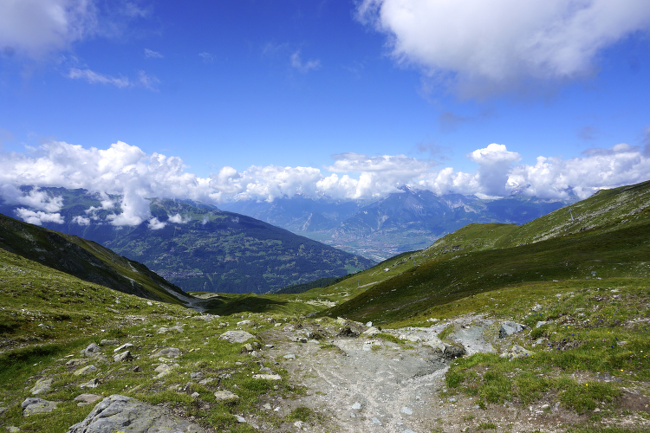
<box><xmin>499</xmin><ymin>321</ymin><xmax>526</xmax><ymax>338</ymax></box>
<box><xmin>67</xmin><ymin>394</ymin><xmax>206</xmax><ymax>433</ymax></box>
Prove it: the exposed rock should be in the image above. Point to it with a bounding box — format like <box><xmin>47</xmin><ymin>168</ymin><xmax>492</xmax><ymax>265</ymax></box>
<box><xmin>21</xmin><ymin>398</ymin><xmax>58</xmax><ymax>416</ymax></box>
<box><xmin>113</xmin><ymin>351</ymin><xmax>133</xmax><ymax>362</ymax></box>
<box><xmin>500</xmin><ymin>345</ymin><xmax>534</xmax><ymax>360</ymax></box>
<box><xmin>284</xmin><ymin>354</ymin><xmax>297</xmax><ymax>359</ymax></box>
<box><xmin>535</xmin><ymin>321</ymin><xmax>550</xmax><ymax>328</ymax></box>
<box><xmin>82</xmin><ymin>343</ymin><xmax>101</xmax><ymax>357</ymax></box>
<box><xmin>73</xmin><ymin>365</ymin><xmax>98</xmax><ymax>376</ymax></box>
<box><xmin>113</xmin><ymin>343</ymin><xmax>134</xmax><ymax>353</ymax></box>
<box><xmin>79</xmin><ymin>378</ymin><xmax>101</xmax><ymax>389</ymax></box>
<box><xmin>220</xmin><ymin>330</ymin><xmax>256</xmax><ymax>343</ymax></box>
<box><xmin>362</xmin><ymin>326</ymin><xmax>381</xmax><ymax>337</ymax></box>
<box><xmin>237</xmin><ymin>320</ymin><xmax>254</xmax><ymax>326</ymax></box>
<box><xmin>74</xmin><ymin>394</ymin><xmax>103</xmax><ymax>406</ymax></box>
<box><xmin>66</xmin><ymin>394</ymin><xmax>206</xmax><ymax>433</ymax></box>
<box><xmin>99</xmin><ymin>339</ymin><xmax>119</xmax><ymax>346</ymax></box>
<box><xmin>442</xmin><ymin>343</ymin><xmax>466</xmax><ymax>360</ymax></box>
<box><xmin>213</xmin><ymin>390</ymin><xmax>240</xmax><ymax>402</ymax></box>
<box><xmin>499</xmin><ymin>321</ymin><xmax>526</xmax><ymax>338</ymax></box>
<box><xmin>157</xmin><ymin>325</ymin><xmax>183</xmax><ymax>334</ymax></box>
<box><xmin>30</xmin><ymin>378</ymin><xmax>53</xmax><ymax>395</ymax></box>
<box><xmin>252</xmin><ymin>374</ymin><xmax>282</xmax><ymax>381</ymax></box>
<box><xmin>151</xmin><ymin>347</ymin><xmax>181</xmax><ymax>358</ymax></box>
<box><xmin>154</xmin><ymin>363</ymin><xmax>179</xmax><ymax>379</ymax></box>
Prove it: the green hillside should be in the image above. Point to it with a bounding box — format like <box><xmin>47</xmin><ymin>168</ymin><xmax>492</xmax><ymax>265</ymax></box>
<box><xmin>319</xmin><ymin>180</ymin><xmax>650</xmax><ymax>324</ymax></box>
<box><xmin>0</xmin><ymin>213</ymin><xmax>197</xmax><ymax>306</ymax></box>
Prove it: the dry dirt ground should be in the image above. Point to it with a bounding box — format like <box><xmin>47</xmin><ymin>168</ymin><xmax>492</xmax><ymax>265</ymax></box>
<box><xmin>258</xmin><ymin>315</ymin><xmax>649</xmax><ymax>433</ymax></box>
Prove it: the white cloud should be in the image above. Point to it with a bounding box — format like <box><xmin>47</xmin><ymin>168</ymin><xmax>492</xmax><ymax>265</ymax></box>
<box><xmin>14</xmin><ymin>208</ymin><xmax>64</xmax><ymax>225</ymax></box>
<box><xmin>144</xmin><ymin>48</ymin><xmax>163</xmax><ymax>59</ymax></box>
<box><xmin>468</xmin><ymin>144</ymin><xmax>521</xmax><ymax>196</ymax></box>
<box><xmin>0</xmin><ymin>0</ymin><xmax>98</xmax><ymax>58</ymax></box>
<box><xmin>357</xmin><ymin>0</ymin><xmax>650</xmax><ymax>97</ymax></box>
<box><xmin>168</xmin><ymin>213</ymin><xmax>189</xmax><ymax>224</ymax></box>
<box><xmin>290</xmin><ymin>50</ymin><xmax>321</xmax><ymax>73</ymax></box>
<box><xmin>72</xmin><ymin>215</ymin><xmax>90</xmax><ymax>225</ymax></box>
<box><xmin>147</xmin><ymin>217</ymin><xmax>166</xmax><ymax>230</ymax></box>
<box><xmin>67</xmin><ymin>68</ymin><xmax>159</xmax><ymax>90</ymax></box>
<box><xmin>1</xmin><ymin>140</ymin><xmax>648</xmax><ymax>228</ymax></box>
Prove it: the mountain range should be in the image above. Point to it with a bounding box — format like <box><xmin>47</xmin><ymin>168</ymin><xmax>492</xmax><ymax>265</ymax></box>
<box><xmin>0</xmin><ymin>188</ymin><xmax>373</xmax><ymax>294</ymax></box>
<box><xmin>221</xmin><ymin>187</ymin><xmax>571</xmax><ymax>260</ymax></box>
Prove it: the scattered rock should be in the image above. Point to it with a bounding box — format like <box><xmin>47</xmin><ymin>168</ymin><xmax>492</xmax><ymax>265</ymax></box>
<box><xmin>234</xmin><ymin>415</ymin><xmax>246</xmax><ymax>423</ymax></box>
<box><xmin>21</xmin><ymin>398</ymin><xmax>58</xmax><ymax>416</ymax></box>
<box><xmin>220</xmin><ymin>330</ymin><xmax>256</xmax><ymax>343</ymax></box>
<box><xmin>82</xmin><ymin>343</ymin><xmax>101</xmax><ymax>357</ymax></box>
<box><xmin>74</xmin><ymin>394</ymin><xmax>103</xmax><ymax>406</ymax></box>
<box><xmin>99</xmin><ymin>339</ymin><xmax>119</xmax><ymax>346</ymax></box>
<box><xmin>73</xmin><ymin>365</ymin><xmax>98</xmax><ymax>376</ymax></box>
<box><xmin>237</xmin><ymin>320</ymin><xmax>254</xmax><ymax>326</ymax></box>
<box><xmin>113</xmin><ymin>343</ymin><xmax>134</xmax><ymax>353</ymax></box>
<box><xmin>154</xmin><ymin>363</ymin><xmax>179</xmax><ymax>379</ymax></box>
<box><xmin>151</xmin><ymin>347</ymin><xmax>181</xmax><ymax>358</ymax></box>
<box><xmin>213</xmin><ymin>390</ymin><xmax>240</xmax><ymax>402</ymax></box>
<box><xmin>157</xmin><ymin>325</ymin><xmax>183</xmax><ymax>334</ymax></box>
<box><xmin>499</xmin><ymin>321</ymin><xmax>526</xmax><ymax>338</ymax></box>
<box><xmin>284</xmin><ymin>354</ymin><xmax>296</xmax><ymax>360</ymax></box>
<box><xmin>351</xmin><ymin>402</ymin><xmax>362</xmax><ymax>410</ymax></box>
<box><xmin>535</xmin><ymin>321</ymin><xmax>549</xmax><ymax>328</ymax></box>
<box><xmin>66</xmin><ymin>395</ymin><xmax>206</xmax><ymax>433</ymax></box>
<box><xmin>442</xmin><ymin>343</ymin><xmax>466</xmax><ymax>360</ymax></box>
<box><xmin>362</xmin><ymin>326</ymin><xmax>381</xmax><ymax>337</ymax></box>
<box><xmin>500</xmin><ymin>345</ymin><xmax>534</xmax><ymax>360</ymax></box>
<box><xmin>30</xmin><ymin>378</ymin><xmax>53</xmax><ymax>395</ymax></box>
<box><xmin>252</xmin><ymin>374</ymin><xmax>282</xmax><ymax>381</ymax></box>
<box><xmin>79</xmin><ymin>378</ymin><xmax>101</xmax><ymax>389</ymax></box>
<box><xmin>401</xmin><ymin>406</ymin><xmax>413</xmax><ymax>415</ymax></box>
<box><xmin>113</xmin><ymin>351</ymin><xmax>133</xmax><ymax>363</ymax></box>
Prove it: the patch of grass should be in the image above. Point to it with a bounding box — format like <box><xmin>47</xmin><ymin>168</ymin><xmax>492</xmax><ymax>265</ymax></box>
<box><xmin>286</xmin><ymin>406</ymin><xmax>316</xmax><ymax>422</ymax></box>
<box><xmin>478</xmin><ymin>421</ymin><xmax>497</xmax><ymax>430</ymax></box>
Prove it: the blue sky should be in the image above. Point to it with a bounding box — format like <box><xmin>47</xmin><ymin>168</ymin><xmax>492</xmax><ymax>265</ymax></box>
<box><xmin>1</xmin><ymin>0</ymin><xmax>650</xmax><ymax>225</ymax></box>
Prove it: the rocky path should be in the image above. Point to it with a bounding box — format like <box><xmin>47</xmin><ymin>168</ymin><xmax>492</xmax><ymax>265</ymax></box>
<box><xmin>263</xmin><ymin>315</ymin><xmax>497</xmax><ymax>433</ymax></box>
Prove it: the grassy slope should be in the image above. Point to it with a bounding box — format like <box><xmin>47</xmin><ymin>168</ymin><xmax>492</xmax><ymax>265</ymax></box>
<box><xmin>321</xmin><ymin>181</ymin><xmax>650</xmax><ymax>325</ymax></box>
<box><xmin>0</xmin><ymin>247</ymin><xmax>309</xmax><ymax>433</ymax></box>
<box><xmin>0</xmin><ymin>213</ymin><xmax>192</xmax><ymax>305</ymax></box>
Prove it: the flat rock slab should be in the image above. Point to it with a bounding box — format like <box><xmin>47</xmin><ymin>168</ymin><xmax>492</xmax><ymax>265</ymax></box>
<box><xmin>67</xmin><ymin>394</ymin><xmax>206</xmax><ymax>433</ymax></box>
<box><xmin>220</xmin><ymin>330</ymin><xmax>256</xmax><ymax>343</ymax></box>
<box><xmin>22</xmin><ymin>398</ymin><xmax>58</xmax><ymax>416</ymax></box>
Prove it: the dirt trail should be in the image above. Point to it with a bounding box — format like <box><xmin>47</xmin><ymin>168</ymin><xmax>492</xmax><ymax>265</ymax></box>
<box><xmin>263</xmin><ymin>316</ymin><xmax>496</xmax><ymax>433</ymax></box>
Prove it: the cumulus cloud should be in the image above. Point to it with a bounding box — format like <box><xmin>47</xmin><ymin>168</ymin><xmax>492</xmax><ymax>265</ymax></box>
<box><xmin>1</xmin><ymin>139</ymin><xmax>649</xmax><ymax>228</ymax></box>
<box><xmin>147</xmin><ymin>217</ymin><xmax>166</xmax><ymax>230</ymax></box>
<box><xmin>357</xmin><ymin>0</ymin><xmax>650</xmax><ymax>97</ymax></box>
<box><xmin>0</xmin><ymin>0</ymin><xmax>98</xmax><ymax>58</ymax></box>
<box><xmin>14</xmin><ymin>208</ymin><xmax>64</xmax><ymax>225</ymax></box>
<box><xmin>72</xmin><ymin>215</ymin><xmax>91</xmax><ymax>225</ymax></box>
<box><xmin>290</xmin><ymin>50</ymin><xmax>321</xmax><ymax>73</ymax></box>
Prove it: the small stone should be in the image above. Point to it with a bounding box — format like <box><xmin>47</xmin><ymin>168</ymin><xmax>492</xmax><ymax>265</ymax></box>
<box><xmin>113</xmin><ymin>343</ymin><xmax>134</xmax><ymax>353</ymax></box>
<box><xmin>294</xmin><ymin>420</ymin><xmax>304</xmax><ymax>429</ymax></box>
<box><xmin>351</xmin><ymin>402</ymin><xmax>362</xmax><ymax>410</ymax></box>
<box><xmin>499</xmin><ymin>321</ymin><xmax>526</xmax><ymax>338</ymax></box>
<box><xmin>283</xmin><ymin>354</ymin><xmax>296</xmax><ymax>360</ymax></box>
<box><xmin>73</xmin><ymin>365</ymin><xmax>98</xmax><ymax>376</ymax></box>
<box><xmin>372</xmin><ymin>417</ymin><xmax>382</xmax><ymax>425</ymax></box>
<box><xmin>191</xmin><ymin>392</ymin><xmax>200</xmax><ymax>399</ymax></box>
<box><xmin>79</xmin><ymin>378</ymin><xmax>101</xmax><ymax>389</ymax></box>
<box><xmin>82</xmin><ymin>343</ymin><xmax>101</xmax><ymax>357</ymax></box>
<box><xmin>237</xmin><ymin>320</ymin><xmax>253</xmax><ymax>326</ymax></box>
<box><xmin>113</xmin><ymin>351</ymin><xmax>133</xmax><ymax>363</ymax></box>
<box><xmin>99</xmin><ymin>339</ymin><xmax>119</xmax><ymax>346</ymax></box>
<box><xmin>214</xmin><ymin>390</ymin><xmax>239</xmax><ymax>402</ymax></box>
<box><xmin>21</xmin><ymin>398</ymin><xmax>58</xmax><ymax>416</ymax></box>
<box><xmin>151</xmin><ymin>348</ymin><xmax>181</xmax><ymax>358</ymax></box>
<box><xmin>30</xmin><ymin>378</ymin><xmax>53</xmax><ymax>395</ymax></box>
<box><xmin>252</xmin><ymin>374</ymin><xmax>281</xmax><ymax>381</ymax></box>
<box><xmin>74</xmin><ymin>394</ymin><xmax>103</xmax><ymax>406</ymax></box>
<box><xmin>7</xmin><ymin>427</ymin><xmax>20</xmax><ymax>432</ymax></box>
<box><xmin>400</xmin><ymin>406</ymin><xmax>413</xmax><ymax>415</ymax></box>
<box><xmin>220</xmin><ymin>330</ymin><xmax>256</xmax><ymax>343</ymax></box>
<box><xmin>235</xmin><ymin>415</ymin><xmax>246</xmax><ymax>423</ymax></box>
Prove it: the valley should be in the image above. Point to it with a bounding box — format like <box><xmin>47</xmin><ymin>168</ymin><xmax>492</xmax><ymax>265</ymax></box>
<box><xmin>0</xmin><ymin>180</ymin><xmax>649</xmax><ymax>432</ymax></box>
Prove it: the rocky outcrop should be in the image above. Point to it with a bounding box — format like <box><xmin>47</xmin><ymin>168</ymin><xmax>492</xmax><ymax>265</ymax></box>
<box><xmin>499</xmin><ymin>321</ymin><xmax>526</xmax><ymax>338</ymax></box>
<box><xmin>67</xmin><ymin>394</ymin><xmax>206</xmax><ymax>433</ymax></box>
